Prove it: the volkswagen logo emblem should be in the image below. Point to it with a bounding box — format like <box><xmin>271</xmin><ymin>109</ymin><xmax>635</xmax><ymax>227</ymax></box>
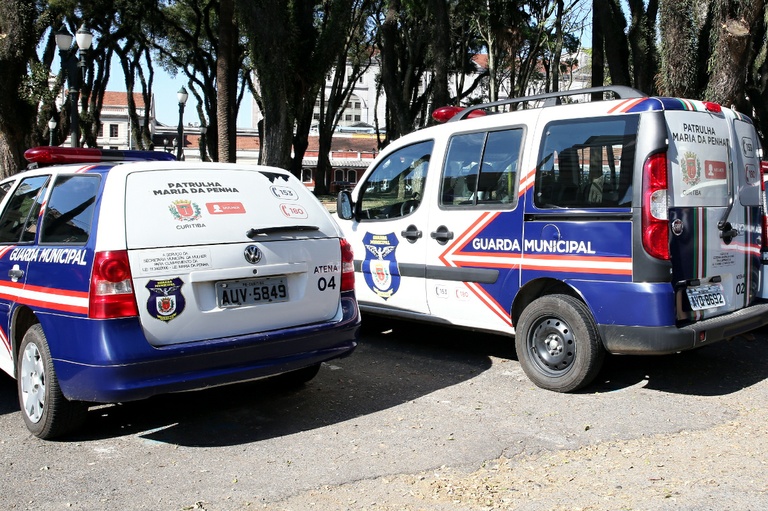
<box><xmin>244</xmin><ymin>245</ymin><xmax>262</xmax><ymax>264</ymax></box>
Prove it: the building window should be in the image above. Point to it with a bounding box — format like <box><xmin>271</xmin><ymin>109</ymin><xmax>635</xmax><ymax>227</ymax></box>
<box><xmin>109</xmin><ymin>124</ymin><xmax>119</xmax><ymax>138</ymax></box>
<box><xmin>98</xmin><ymin>124</ymin><xmax>104</xmax><ymax>137</ymax></box>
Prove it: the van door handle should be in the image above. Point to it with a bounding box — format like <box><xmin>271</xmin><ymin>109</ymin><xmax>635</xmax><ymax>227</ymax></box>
<box><xmin>430</xmin><ymin>225</ymin><xmax>454</xmax><ymax>245</ymax></box>
<box><xmin>401</xmin><ymin>225</ymin><xmax>422</xmax><ymax>243</ymax></box>
<box><xmin>8</xmin><ymin>265</ymin><xmax>24</xmax><ymax>282</ymax></box>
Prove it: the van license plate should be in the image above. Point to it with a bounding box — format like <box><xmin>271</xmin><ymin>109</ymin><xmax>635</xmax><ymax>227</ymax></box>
<box><xmin>216</xmin><ymin>276</ymin><xmax>289</xmax><ymax>308</ymax></box>
<box><xmin>686</xmin><ymin>285</ymin><xmax>725</xmax><ymax>311</ymax></box>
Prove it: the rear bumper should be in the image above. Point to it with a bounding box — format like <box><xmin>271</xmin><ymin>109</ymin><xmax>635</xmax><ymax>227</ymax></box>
<box><xmin>48</xmin><ymin>294</ymin><xmax>360</xmax><ymax>403</ymax></box>
<box><xmin>599</xmin><ymin>301</ymin><xmax>768</xmax><ymax>355</ymax></box>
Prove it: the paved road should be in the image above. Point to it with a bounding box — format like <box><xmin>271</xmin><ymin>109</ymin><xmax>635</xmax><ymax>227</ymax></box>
<box><xmin>1</xmin><ymin>318</ymin><xmax>767</xmax><ymax>510</ymax></box>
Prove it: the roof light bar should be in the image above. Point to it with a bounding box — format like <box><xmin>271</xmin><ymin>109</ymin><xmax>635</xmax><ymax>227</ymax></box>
<box><xmin>24</xmin><ymin>146</ymin><xmax>177</xmax><ymax>165</ymax></box>
<box><xmin>431</xmin><ymin>106</ymin><xmax>488</xmax><ymax>124</ymax></box>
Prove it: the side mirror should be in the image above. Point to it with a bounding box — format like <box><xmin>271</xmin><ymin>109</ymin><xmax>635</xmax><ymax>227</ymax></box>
<box><xmin>337</xmin><ymin>190</ymin><xmax>354</xmax><ymax>220</ymax></box>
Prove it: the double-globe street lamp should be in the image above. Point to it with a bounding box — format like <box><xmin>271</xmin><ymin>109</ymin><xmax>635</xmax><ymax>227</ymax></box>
<box><xmin>55</xmin><ymin>24</ymin><xmax>93</xmax><ymax>148</ymax></box>
<box><xmin>177</xmin><ymin>86</ymin><xmax>189</xmax><ymax>160</ymax></box>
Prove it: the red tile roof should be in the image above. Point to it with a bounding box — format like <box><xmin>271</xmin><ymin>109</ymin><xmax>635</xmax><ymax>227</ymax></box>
<box><xmin>102</xmin><ymin>91</ymin><xmax>147</xmax><ymax>108</ymax></box>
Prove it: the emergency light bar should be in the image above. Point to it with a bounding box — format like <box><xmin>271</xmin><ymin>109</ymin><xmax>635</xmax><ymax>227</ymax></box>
<box><xmin>431</xmin><ymin>106</ymin><xmax>488</xmax><ymax>123</ymax></box>
<box><xmin>25</xmin><ymin>146</ymin><xmax>177</xmax><ymax>165</ymax></box>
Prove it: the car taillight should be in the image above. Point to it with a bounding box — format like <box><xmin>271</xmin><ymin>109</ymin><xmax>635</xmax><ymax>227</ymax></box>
<box><xmin>89</xmin><ymin>250</ymin><xmax>139</xmax><ymax>319</ymax></box>
<box><xmin>340</xmin><ymin>238</ymin><xmax>355</xmax><ymax>291</ymax></box>
<box><xmin>641</xmin><ymin>152</ymin><xmax>670</xmax><ymax>260</ymax></box>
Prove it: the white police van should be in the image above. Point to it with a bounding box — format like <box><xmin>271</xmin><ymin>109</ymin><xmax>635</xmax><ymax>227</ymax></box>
<box><xmin>1</xmin><ymin>146</ymin><xmax>359</xmax><ymax>439</ymax></box>
<box><xmin>337</xmin><ymin>86</ymin><xmax>768</xmax><ymax>392</ymax></box>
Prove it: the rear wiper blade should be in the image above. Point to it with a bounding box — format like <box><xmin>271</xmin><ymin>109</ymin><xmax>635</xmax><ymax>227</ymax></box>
<box><xmin>246</xmin><ymin>225</ymin><xmax>320</xmax><ymax>238</ymax></box>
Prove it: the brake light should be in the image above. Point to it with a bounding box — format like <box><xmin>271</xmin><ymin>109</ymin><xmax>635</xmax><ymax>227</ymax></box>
<box><xmin>431</xmin><ymin>106</ymin><xmax>487</xmax><ymax>123</ymax></box>
<box><xmin>25</xmin><ymin>146</ymin><xmax>176</xmax><ymax>165</ymax></box>
<box><xmin>340</xmin><ymin>238</ymin><xmax>355</xmax><ymax>291</ymax></box>
<box><xmin>702</xmin><ymin>101</ymin><xmax>722</xmax><ymax>114</ymax></box>
<box><xmin>89</xmin><ymin>250</ymin><xmax>139</xmax><ymax>319</ymax></box>
<box><xmin>761</xmin><ymin>162</ymin><xmax>768</xmax><ymax>253</ymax></box>
<box><xmin>641</xmin><ymin>152</ymin><xmax>670</xmax><ymax>260</ymax></box>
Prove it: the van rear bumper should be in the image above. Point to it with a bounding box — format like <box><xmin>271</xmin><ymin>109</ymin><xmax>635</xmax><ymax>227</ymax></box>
<box><xmin>599</xmin><ymin>301</ymin><xmax>768</xmax><ymax>355</ymax></box>
<box><xmin>49</xmin><ymin>294</ymin><xmax>360</xmax><ymax>403</ymax></box>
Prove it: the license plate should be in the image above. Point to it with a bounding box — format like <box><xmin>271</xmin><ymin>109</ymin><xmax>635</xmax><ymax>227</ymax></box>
<box><xmin>216</xmin><ymin>276</ymin><xmax>289</xmax><ymax>308</ymax></box>
<box><xmin>686</xmin><ymin>284</ymin><xmax>725</xmax><ymax>311</ymax></box>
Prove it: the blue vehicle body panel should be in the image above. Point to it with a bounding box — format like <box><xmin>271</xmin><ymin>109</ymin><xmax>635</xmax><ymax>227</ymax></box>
<box><xmin>38</xmin><ymin>292</ymin><xmax>358</xmax><ymax>403</ymax></box>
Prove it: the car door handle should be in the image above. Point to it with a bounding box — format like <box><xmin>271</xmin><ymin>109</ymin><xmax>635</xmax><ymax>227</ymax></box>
<box><xmin>401</xmin><ymin>225</ymin><xmax>422</xmax><ymax>243</ymax></box>
<box><xmin>430</xmin><ymin>225</ymin><xmax>454</xmax><ymax>245</ymax></box>
<box><xmin>8</xmin><ymin>265</ymin><xmax>24</xmax><ymax>282</ymax></box>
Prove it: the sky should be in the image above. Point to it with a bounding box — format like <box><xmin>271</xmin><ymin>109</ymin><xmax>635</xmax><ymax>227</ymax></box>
<box><xmin>107</xmin><ymin>60</ymin><xmax>254</xmax><ymax>129</ymax></box>
<box><xmin>48</xmin><ymin>45</ymin><xmax>253</xmax><ymax>129</ymax></box>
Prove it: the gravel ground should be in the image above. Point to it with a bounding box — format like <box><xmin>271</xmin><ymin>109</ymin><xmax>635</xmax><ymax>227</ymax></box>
<box><xmin>264</xmin><ymin>336</ymin><xmax>768</xmax><ymax>511</ymax></box>
<box><xmin>266</xmin><ymin>400</ymin><xmax>767</xmax><ymax>511</ymax></box>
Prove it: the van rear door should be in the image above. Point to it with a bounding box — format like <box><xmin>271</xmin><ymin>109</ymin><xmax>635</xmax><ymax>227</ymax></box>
<box><xmin>124</xmin><ymin>166</ymin><xmax>344</xmax><ymax>346</ymax></box>
<box><xmin>665</xmin><ymin>107</ymin><xmax>762</xmax><ymax>322</ymax></box>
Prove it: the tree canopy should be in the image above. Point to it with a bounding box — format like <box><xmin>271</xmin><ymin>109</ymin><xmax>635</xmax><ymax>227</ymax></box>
<box><xmin>0</xmin><ymin>0</ymin><xmax>766</xmax><ymax>177</ymax></box>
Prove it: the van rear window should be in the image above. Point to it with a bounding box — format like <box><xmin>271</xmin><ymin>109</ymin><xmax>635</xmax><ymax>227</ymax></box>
<box><xmin>535</xmin><ymin>116</ymin><xmax>639</xmax><ymax>209</ymax></box>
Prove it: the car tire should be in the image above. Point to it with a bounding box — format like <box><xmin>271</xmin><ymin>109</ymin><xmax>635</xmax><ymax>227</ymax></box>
<box><xmin>17</xmin><ymin>324</ymin><xmax>88</xmax><ymax>439</ymax></box>
<box><xmin>515</xmin><ymin>294</ymin><xmax>605</xmax><ymax>392</ymax></box>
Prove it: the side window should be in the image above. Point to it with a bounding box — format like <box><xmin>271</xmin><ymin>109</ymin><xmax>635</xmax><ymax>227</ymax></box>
<box><xmin>535</xmin><ymin>116</ymin><xmax>639</xmax><ymax>209</ymax></box>
<box><xmin>0</xmin><ymin>175</ymin><xmax>50</xmax><ymax>244</ymax></box>
<box><xmin>40</xmin><ymin>175</ymin><xmax>101</xmax><ymax>244</ymax></box>
<box><xmin>358</xmin><ymin>140</ymin><xmax>433</xmax><ymax>220</ymax></box>
<box><xmin>441</xmin><ymin>129</ymin><xmax>522</xmax><ymax>208</ymax></box>
<box><xmin>0</xmin><ymin>181</ymin><xmax>15</xmax><ymax>204</ymax></box>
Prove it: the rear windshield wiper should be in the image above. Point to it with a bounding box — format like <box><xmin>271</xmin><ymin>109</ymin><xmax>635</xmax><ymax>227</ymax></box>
<box><xmin>246</xmin><ymin>225</ymin><xmax>320</xmax><ymax>238</ymax></box>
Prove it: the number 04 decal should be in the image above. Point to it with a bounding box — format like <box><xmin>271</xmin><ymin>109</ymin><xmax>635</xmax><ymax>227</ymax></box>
<box><xmin>317</xmin><ymin>276</ymin><xmax>337</xmax><ymax>291</ymax></box>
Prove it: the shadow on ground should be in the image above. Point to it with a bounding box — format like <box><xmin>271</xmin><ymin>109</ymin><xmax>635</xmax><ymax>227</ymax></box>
<box><xmin>71</xmin><ymin>318</ymin><xmax>496</xmax><ymax>445</ymax></box>
<box><xmin>2</xmin><ymin>319</ymin><xmax>767</xmax><ymax>444</ymax></box>
<box><xmin>589</xmin><ymin>329</ymin><xmax>768</xmax><ymax>396</ymax></box>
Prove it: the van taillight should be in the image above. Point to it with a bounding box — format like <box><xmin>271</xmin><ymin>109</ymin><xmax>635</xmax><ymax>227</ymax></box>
<box><xmin>340</xmin><ymin>238</ymin><xmax>355</xmax><ymax>291</ymax></box>
<box><xmin>89</xmin><ymin>251</ymin><xmax>139</xmax><ymax>319</ymax></box>
<box><xmin>641</xmin><ymin>152</ymin><xmax>670</xmax><ymax>260</ymax></box>
<box><xmin>761</xmin><ymin>162</ymin><xmax>768</xmax><ymax>253</ymax></box>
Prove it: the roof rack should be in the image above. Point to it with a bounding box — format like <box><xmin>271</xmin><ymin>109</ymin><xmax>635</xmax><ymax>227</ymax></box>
<box><xmin>24</xmin><ymin>146</ymin><xmax>177</xmax><ymax>167</ymax></box>
<box><xmin>449</xmin><ymin>85</ymin><xmax>647</xmax><ymax>122</ymax></box>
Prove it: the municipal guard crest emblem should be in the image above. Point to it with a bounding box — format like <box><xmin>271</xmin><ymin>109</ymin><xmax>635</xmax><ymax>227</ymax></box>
<box><xmin>146</xmin><ymin>277</ymin><xmax>186</xmax><ymax>322</ymax></box>
<box><xmin>362</xmin><ymin>232</ymin><xmax>400</xmax><ymax>300</ymax></box>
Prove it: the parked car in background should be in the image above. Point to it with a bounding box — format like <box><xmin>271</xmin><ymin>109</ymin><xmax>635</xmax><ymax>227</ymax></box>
<box><xmin>1</xmin><ymin>146</ymin><xmax>359</xmax><ymax>439</ymax></box>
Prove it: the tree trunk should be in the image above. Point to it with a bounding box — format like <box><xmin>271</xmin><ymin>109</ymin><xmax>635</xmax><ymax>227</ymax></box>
<box><xmin>705</xmin><ymin>0</ymin><xmax>764</xmax><ymax>107</ymax></box>
<box><xmin>217</xmin><ymin>0</ymin><xmax>238</xmax><ymax>162</ymax></box>
<box><xmin>0</xmin><ymin>0</ymin><xmax>40</xmax><ymax>175</ymax></box>
<box><xmin>659</xmin><ymin>0</ymin><xmax>703</xmax><ymax>97</ymax></box>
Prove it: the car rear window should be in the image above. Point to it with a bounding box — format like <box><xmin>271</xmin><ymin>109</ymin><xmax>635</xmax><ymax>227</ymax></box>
<box><xmin>124</xmin><ymin>167</ymin><xmax>336</xmax><ymax>249</ymax></box>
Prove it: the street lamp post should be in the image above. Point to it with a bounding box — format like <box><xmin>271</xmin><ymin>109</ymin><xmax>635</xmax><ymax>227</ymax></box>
<box><xmin>200</xmin><ymin>125</ymin><xmax>208</xmax><ymax>161</ymax></box>
<box><xmin>177</xmin><ymin>87</ymin><xmax>188</xmax><ymax>160</ymax></box>
<box><xmin>48</xmin><ymin>117</ymin><xmax>57</xmax><ymax>146</ymax></box>
<box><xmin>55</xmin><ymin>24</ymin><xmax>93</xmax><ymax>148</ymax></box>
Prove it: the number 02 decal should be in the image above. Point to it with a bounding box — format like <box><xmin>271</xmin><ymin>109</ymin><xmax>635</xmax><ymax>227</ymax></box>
<box><xmin>317</xmin><ymin>276</ymin><xmax>337</xmax><ymax>291</ymax></box>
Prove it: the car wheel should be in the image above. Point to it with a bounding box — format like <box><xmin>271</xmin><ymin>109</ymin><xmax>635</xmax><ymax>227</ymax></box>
<box><xmin>17</xmin><ymin>324</ymin><xmax>87</xmax><ymax>439</ymax></box>
<box><xmin>515</xmin><ymin>294</ymin><xmax>605</xmax><ymax>392</ymax></box>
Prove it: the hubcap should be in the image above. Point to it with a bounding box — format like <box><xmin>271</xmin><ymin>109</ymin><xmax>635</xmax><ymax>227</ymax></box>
<box><xmin>20</xmin><ymin>342</ymin><xmax>45</xmax><ymax>423</ymax></box>
<box><xmin>529</xmin><ymin>317</ymin><xmax>575</xmax><ymax>375</ymax></box>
